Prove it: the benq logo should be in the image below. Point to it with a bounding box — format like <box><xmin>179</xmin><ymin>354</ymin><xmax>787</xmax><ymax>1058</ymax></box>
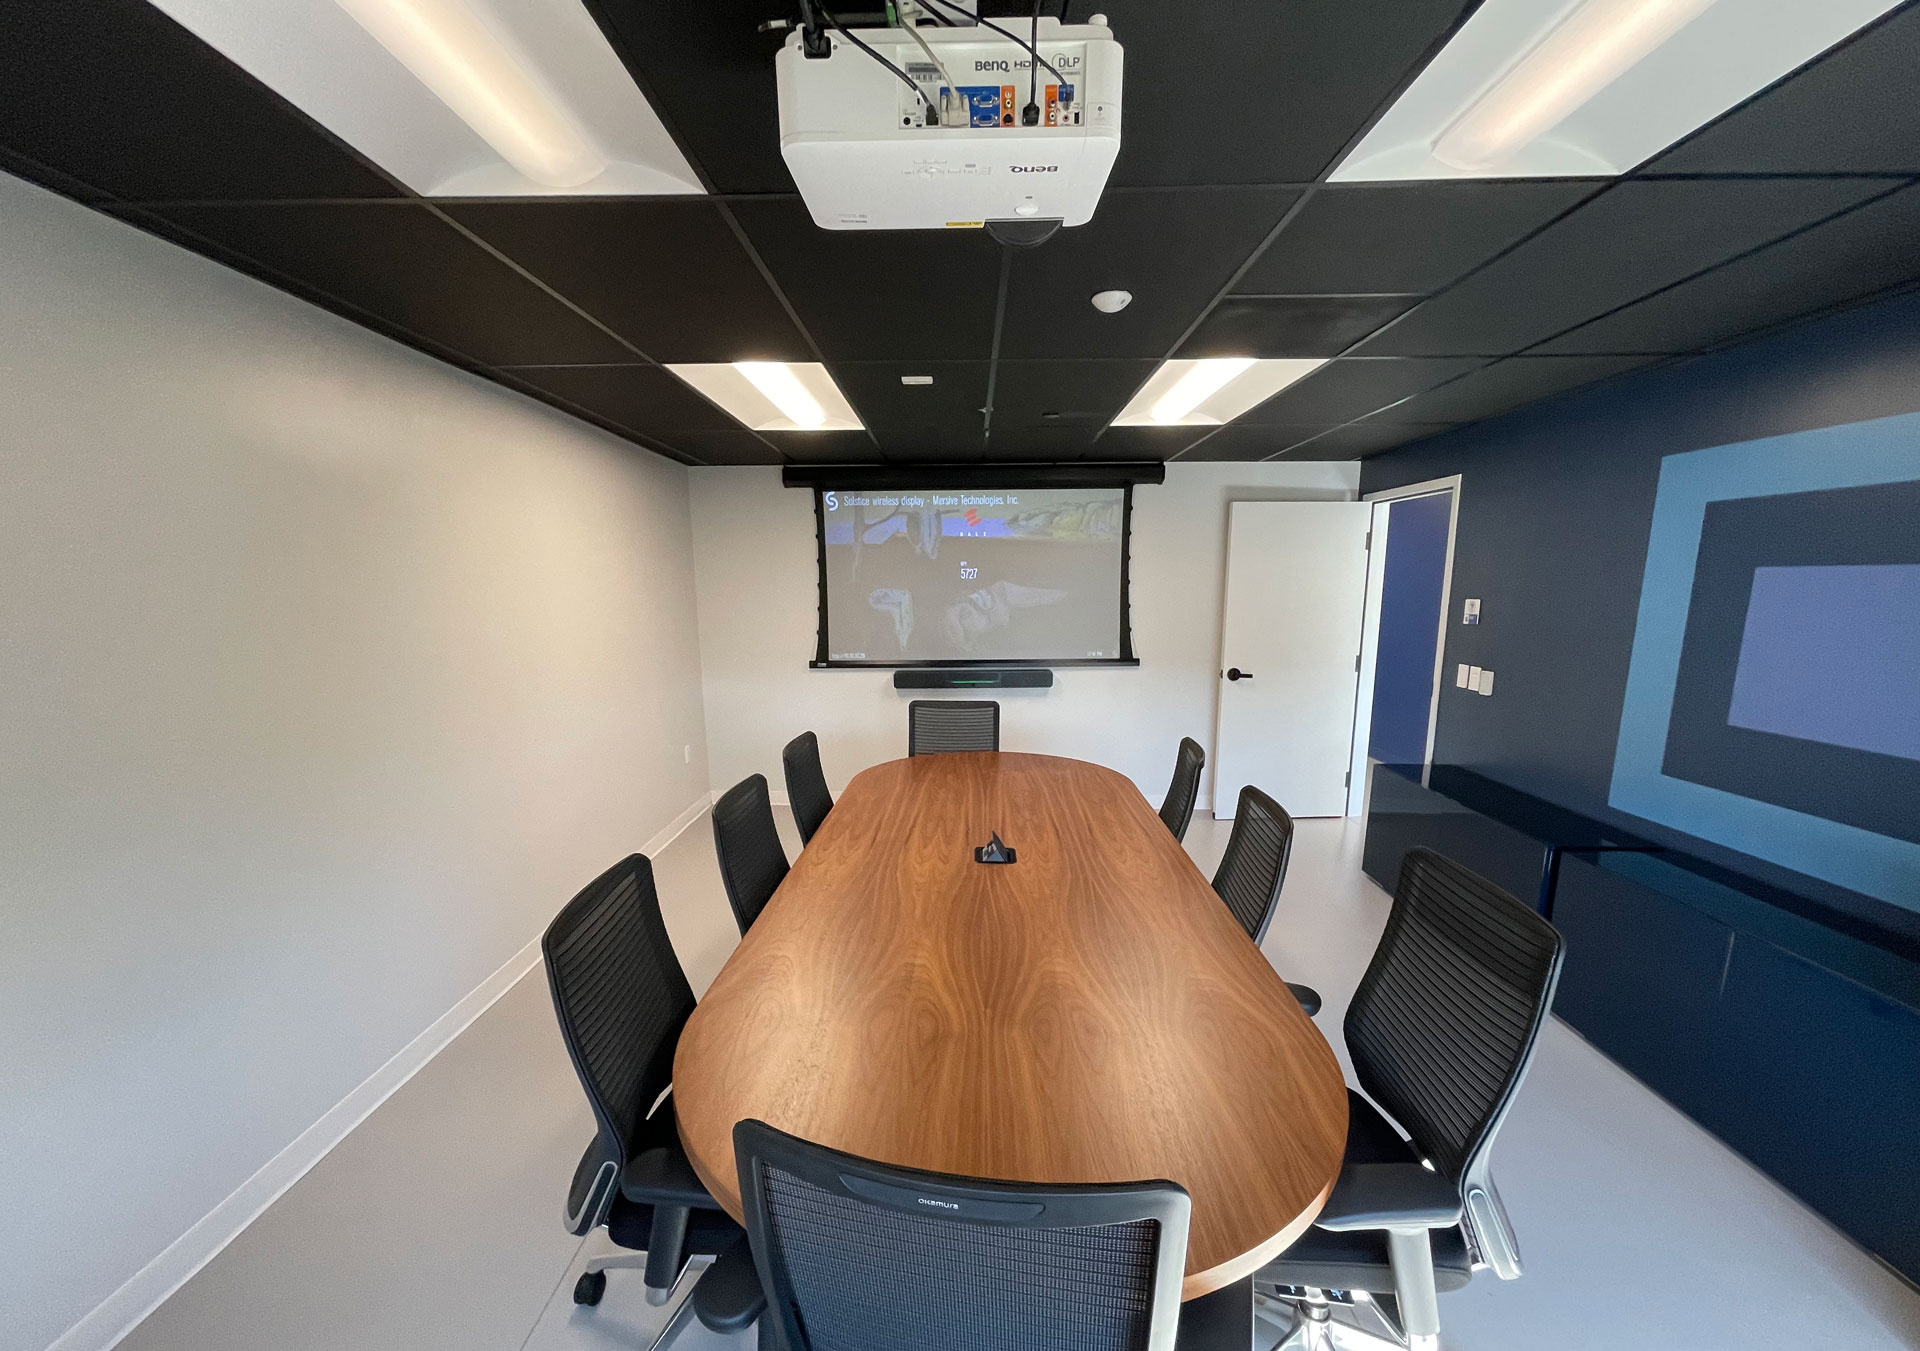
<box><xmin>1009</xmin><ymin>165</ymin><xmax>1059</xmax><ymax>174</ymax></box>
<box><xmin>916</xmin><ymin>1197</ymin><xmax>961</xmax><ymax>1210</ymax></box>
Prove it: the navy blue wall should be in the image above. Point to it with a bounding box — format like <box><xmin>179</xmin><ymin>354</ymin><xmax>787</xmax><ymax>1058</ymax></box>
<box><xmin>1360</xmin><ymin>286</ymin><xmax>1920</xmax><ymax>944</ymax></box>
<box><xmin>1367</xmin><ymin>490</ymin><xmax>1452</xmax><ymax>766</ymax></box>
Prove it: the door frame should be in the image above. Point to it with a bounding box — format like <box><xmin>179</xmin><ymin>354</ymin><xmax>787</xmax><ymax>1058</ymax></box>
<box><xmin>1345</xmin><ymin>475</ymin><xmax>1462</xmax><ymax>814</ymax></box>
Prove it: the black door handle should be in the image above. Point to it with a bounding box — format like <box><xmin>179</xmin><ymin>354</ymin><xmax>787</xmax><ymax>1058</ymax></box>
<box><xmin>1226</xmin><ymin>667</ymin><xmax>1253</xmax><ymax>682</ymax></box>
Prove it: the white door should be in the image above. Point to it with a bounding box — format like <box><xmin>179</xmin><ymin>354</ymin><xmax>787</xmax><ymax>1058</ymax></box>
<box><xmin>1213</xmin><ymin>501</ymin><xmax>1373</xmax><ymax>818</ymax></box>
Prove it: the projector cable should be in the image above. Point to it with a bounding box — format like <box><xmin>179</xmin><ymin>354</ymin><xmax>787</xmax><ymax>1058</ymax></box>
<box><xmin>919</xmin><ymin>0</ymin><xmax>1069</xmax><ymax>87</ymax></box>
<box><xmin>1023</xmin><ymin>0</ymin><xmax>1041</xmax><ymax>125</ymax></box>
<box><xmin>898</xmin><ymin>1</ymin><xmax>966</xmax><ymax>125</ymax></box>
<box><xmin>815</xmin><ymin>2</ymin><xmax>936</xmax><ymax>110</ymax></box>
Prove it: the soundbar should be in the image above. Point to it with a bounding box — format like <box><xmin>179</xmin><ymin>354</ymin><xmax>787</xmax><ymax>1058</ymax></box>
<box><xmin>893</xmin><ymin>669</ymin><xmax>1054</xmax><ymax>690</ymax></box>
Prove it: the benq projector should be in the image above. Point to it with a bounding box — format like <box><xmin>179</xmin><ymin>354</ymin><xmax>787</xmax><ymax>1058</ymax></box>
<box><xmin>775</xmin><ymin>16</ymin><xmax>1123</xmax><ymax>232</ymax></box>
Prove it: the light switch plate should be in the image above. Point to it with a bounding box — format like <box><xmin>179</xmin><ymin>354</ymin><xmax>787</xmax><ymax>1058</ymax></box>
<box><xmin>1475</xmin><ymin>669</ymin><xmax>1495</xmax><ymax>696</ymax></box>
<box><xmin>1457</xmin><ymin>663</ymin><xmax>1472</xmax><ymax>688</ymax></box>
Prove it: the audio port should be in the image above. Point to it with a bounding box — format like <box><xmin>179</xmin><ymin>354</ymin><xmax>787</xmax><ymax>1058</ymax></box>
<box><xmin>1002</xmin><ymin>114</ymin><xmax>1013</xmax><ymax>125</ymax></box>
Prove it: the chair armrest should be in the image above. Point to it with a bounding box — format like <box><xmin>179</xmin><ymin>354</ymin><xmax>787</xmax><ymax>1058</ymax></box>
<box><xmin>565</xmin><ymin>1136</ymin><xmax>619</xmax><ymax>1236</ymax></box>
<box><xmin>1313</xmin><ymin>1162</ymin><xmax>1462</xmax><ymax>1232</ymax></box>
<box><xmin>1286</xmin><ymin>983</ymin><xmax>1322</xmax><ymax>1018</ymax></box>
<box><xmin>693</xmin><ymin>1240</ymin><xmax>767</xmax><ymax>1334</ymax></box>
<box><xmin>621</xmin><ymin>1145</ymin><xmax>716</xmax><ymax>1207</ymax></box>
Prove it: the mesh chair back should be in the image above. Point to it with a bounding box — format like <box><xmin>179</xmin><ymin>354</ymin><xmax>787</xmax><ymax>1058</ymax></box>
<box><xmin>1157</xmin><ymin>738</ymin><xmax>1206</xmax><ymax>843</ymax></box>
<box><xmin>713</xmin><ymin>774</ymin><xmax>790</xmax><ymax>934</ymax></box>
<box><xmin>735</xmin><ymin>1120</ymin><xmax>1190</xmax><ymax>1351</ymax></box>
<box><xmin>908</xmin><ymin>700</ymin><xmax>1000</xmax><ymax>755</ymax></box>
<box><xmin>543</xmin><ymin>855</ymin><xmax>696</xmax><ymax>1169</ymax></box>
<box><xmin>783</xmin><ymin>731</ymin><xmax>835</xmax><ymax>846</ymax></box>
<box><xmin>1346</xmin><ymin>848</ymin><xmax>1564</xmax><ymax>1187</ymax></box>
<box><xmin>1210</xmin><ymin>785</ymin><xmax>1295</xmax><ymax>945</ymax></box>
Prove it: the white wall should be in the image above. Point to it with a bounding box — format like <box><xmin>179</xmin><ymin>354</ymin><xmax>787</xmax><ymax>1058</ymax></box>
<box><xmin>0</xmin><ymin>174</ymin><xmax>710</xmax><ymax>1351</ymax></box>
<box><xmin>689</xmin><ymin>461</ymin><xmax>1358</xmax><ymax>809</ymax></box>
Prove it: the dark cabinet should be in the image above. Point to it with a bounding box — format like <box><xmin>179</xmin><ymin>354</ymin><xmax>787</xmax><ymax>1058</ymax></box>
<box><xmin>1365</xmin><ymin>765</ymin><xmax>1920</xmax><ymax>1283</ymax></box>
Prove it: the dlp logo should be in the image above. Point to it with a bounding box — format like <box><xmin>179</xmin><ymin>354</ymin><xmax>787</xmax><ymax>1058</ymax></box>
<box><xmin>1009</xmin><ymin>165</ymin><xmax>1058</xmax><ymax>173</ymax></box>
<box><xmin>916</xmin><ymin>1197</ymin><xmax>961</xmax><ymax>1210</ymax></box>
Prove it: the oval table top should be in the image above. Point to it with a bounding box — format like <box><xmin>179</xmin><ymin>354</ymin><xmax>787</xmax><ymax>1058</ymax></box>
<box><xmin>672</xmin><ymin>751</ymin><xmax>1348</xmax><ymax>1299</ymax></box>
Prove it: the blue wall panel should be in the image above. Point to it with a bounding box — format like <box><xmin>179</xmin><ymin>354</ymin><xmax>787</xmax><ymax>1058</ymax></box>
<box><xmin>1367</xmin><ymin>490</ymin><xmax>1452</xmax><ymax>766</ymax></box>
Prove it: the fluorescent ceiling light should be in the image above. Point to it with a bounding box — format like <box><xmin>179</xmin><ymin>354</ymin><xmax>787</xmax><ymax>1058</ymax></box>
<box><xmin>668</xmin><ymin>363</ymin><xmax>865</xmax><ymax>432</ymax></box>
<box><xmin>144</xmin><ymin>0</ymin><xmax>703</xmax><ymax>196</ymax></box>
<box><xmin>1150</xmin><ymin>358</ymin><xmax>1256</xmax><ymax>424</ymax></box>
<box><xmin>734</xmin><ymin>362</ymin><xmax>826</xmax><ymax>430</ymax></box>
<box><xmin>334</xmin><ymin>0</ymin><xmax>604</xmax><ymax>187</ymax></box>
<box><xmin>1432</xmin><ymin>0</ymin><xmax>1718</xmax><ymax>172</ymax></box>
<box><xmin>1113</xmin><ymin>359</ymin><xmax>1325</xmax><ymax>428</ymax></box>
<box><xmin>1333</xmin><ymin>0</ymin><xmax>1903</xmax><ymax>180</ymax></box>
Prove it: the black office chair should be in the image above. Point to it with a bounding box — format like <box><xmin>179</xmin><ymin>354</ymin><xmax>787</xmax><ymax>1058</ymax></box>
<box><xmin>1256</xmin><ymin>849</ymin><xmax>1564</xmax><ymax>1351</ymax></box>
<box><xmin>734</xmin><ymin>1119</ymin><xmax>1191</xmax><ymax>1351</ymax></box>
<box><xmin>907</xmin><ymin>699</ymin><xmax>1000</xmax><ymax>755</ymax></box>
<box><xmin>1159</xmin><ymin>737</ymin><xmax>1206</xmax><ymax>842</ymax></box>
<box><xmin>782</xmin><ymin>731</ymin><xmax>834</xmax><ymax>847</ymax></box>
<box><xmin>542</xmin><ymin>855</ymin><xmax>764</xmax><ymax>1348</ymax></box>
<box><xmin>713</xmin><ymin>773</ymin><xmax>789</xmax><ymax>934</ymax></box>
<box><xmin>1213</xmin><ymin>785</ymin><xmax>1322</xmax><ymax>1017</ymax></box>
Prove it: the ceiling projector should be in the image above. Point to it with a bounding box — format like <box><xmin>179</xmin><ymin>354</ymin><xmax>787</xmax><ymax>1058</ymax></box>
<box><xmin>775</xmin><ymin>12</ymin><xmax>1123</xmax><ymax>232</ymax></box>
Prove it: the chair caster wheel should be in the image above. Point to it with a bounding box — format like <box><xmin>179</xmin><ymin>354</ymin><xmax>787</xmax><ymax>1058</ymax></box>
<box><xmin>574</xmin><ymin>1270</ymin><xmax>606</xmax><ymax>1306</ymax></box>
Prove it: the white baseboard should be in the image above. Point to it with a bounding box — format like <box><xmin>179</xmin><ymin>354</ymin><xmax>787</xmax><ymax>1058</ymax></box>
<box><xmin>709</xmin><ymin>787</ymin><xmax>793</xmax><ymax>808</ymax></box>
<box><xmin>51</xmin><ymin>793</ymin><xmax>713</xmax><ymax>1351</ymax></box>
<box><xmin>644</xmin><ymin>793</ymin><xmax>715</xmax><ymax>857</ymax></box>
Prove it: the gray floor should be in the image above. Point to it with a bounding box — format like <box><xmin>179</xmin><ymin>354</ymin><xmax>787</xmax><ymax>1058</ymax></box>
<box><xmin>119</xmin><ymin>808</ymin><xmax>1920</xmax><ymax>1351</ymax></box>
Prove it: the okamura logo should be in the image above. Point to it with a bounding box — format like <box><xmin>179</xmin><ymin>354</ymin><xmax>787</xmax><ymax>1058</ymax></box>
<box><xmin>916</xmin><ymin>1196</ymin><xmax>961</xmax><ymax>1210</ymax></box>
<box><xmin>1009</xmin><ymin>165</ymin><xmax>1059</xmax><ymax>174</ymax></box>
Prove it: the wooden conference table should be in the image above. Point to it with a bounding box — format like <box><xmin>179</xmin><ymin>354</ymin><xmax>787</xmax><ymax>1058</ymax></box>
<box><xmin>673</xmin><ymin>752</ymin><xmax>1349</xmax><ymax>1299</ymax></box>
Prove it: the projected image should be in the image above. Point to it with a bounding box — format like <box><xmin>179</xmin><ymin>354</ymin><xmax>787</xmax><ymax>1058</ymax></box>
<box><xmin>821</xmin><ymin>487</ymin><xmax>1126</xmax><ymax>663</ymax></box>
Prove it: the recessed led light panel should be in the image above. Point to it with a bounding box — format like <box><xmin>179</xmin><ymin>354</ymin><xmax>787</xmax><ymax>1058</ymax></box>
<box><xmin>144</xmin><ymin>0</ymin><xmax>703</xmax><ymax>195</ymax></box>
<box><xmin>1112</xmin><ymin>359</ymin><xmax>1325</xmax><ymax>427</ymax></box>
<box><xmin>1335</xmin><ymin>0</ymin><xmax>1903</xmax><ymax>180</ymax></box>
<box><xmin>668</xmin><ymin>363</ymin><xmax>865</xmax><ymax>432</ymax></box>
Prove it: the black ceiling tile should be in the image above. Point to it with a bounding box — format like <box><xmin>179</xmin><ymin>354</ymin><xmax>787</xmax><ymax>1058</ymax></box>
<box><xmin>1234</xmin><ymin>181</ymin><xmax>1602</xmax><ymax>295</ymax></box>
<box><xmin>1537</xmin><ymin>185</ymin><xmax>1920</xmax><ymax>356</ymax></box>
<box><xmin>131</xmin><ymin>203</ymin><xmax>632</xmax><ymax>366</ymax></box>
<box><xmin>831</xmin><ymin>361</ymin><xmax>990</xmax><ymax>437</ymax></box>
<box><xmin>730</xmin><ymin>198</ymin><xmax>1003</xmax><ymax>360</ymax></box>
<box><xmin>1353</xmin><ymin>178</ymin><xmax>1895</xmax><ymax>358</ymax></box>
<box><xmin>992</xmin><ymin>359</ymin><xmax>1159</xmax><ymax>428</ymax></box>
<box><xmin>880</xmin><ymin>442</ymin><xmax>990</xmax><ymax>465</ymax></box>
<box><xmin>1001</xmin><ymin>189</ymin><xmax>1301</xmax><ymax>359</ymax></box>
<box><xmin>1090</xmin><ymin>425</ymin><xmax>1213</xmax><ymax>459</ymax></box>
<box><xmin>1173</xmin><ymin>425</ymin><xmax>1336</xmax><ymax>461</ymax></box>
<box><xmin>505</xmin><ymin>364</ymin><xmax>744</xmax><ymax>433</ymax></box>
<box><xmin>1077</xmin><ymin>0</ymin><xmax>1477</xmax><ymax>186</ymax></box>
<box><xmin>1179</xmin><ymin>295</ymin><xmax>1419</xmax><ymax>358</ymax></box>
<box><xmin>1642</xmin><ymin>6</ymin><xmax>1920</xmax><ymax>174</ymax></box>
<box><xmin>442</xmin><ymin>200</ymin><xmax>810</xmax><ymax>363</ymax></box>
<box><xmin>1369</xmin><ymin>355</ymin><xmax>1658</xmax><ymax>423</ymax></box>
<box><xmin>1239</xmin><ymin>357</ymin><xmax>1487</xmax><ymax>424</ymax></box>
<box><xmin>582</xmin><ymin>0</ymin><xmax>788</xmax><ymax>194</ymax></box>
<box><xmin>0</xmin><ymin>0</ymin><xmax>400</xmax><ymax>202</ymax></box>
<box><xmin>767</xmin><ymin>431</ymin><xmax>885</xmax><ymax>464</ymax></box>
<box><xmin>877</xmin><ymin>426</ymin><xmax>992</xmax><ymax>459</ymax></box>
<box><xmin>974</xmin><ymin>428</ymin><xmax>1106</xmax><ymax>461</ymax></box>
<box><xmin>660</xmin><ymin>429</ymin><xmax>787</xmax><ymax>465</ymax></box>
<box><xmin>1291</xmin><ymin>421</ymin><xmax>1459</xmax><ymax>458</ymax></box>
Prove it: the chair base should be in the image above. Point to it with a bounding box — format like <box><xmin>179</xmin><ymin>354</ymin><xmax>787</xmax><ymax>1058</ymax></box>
<box><xmin>1255</xmin><ymin>1288</ymin><xmax>1435</xmax><ymax>1351</ymax></box>
<box><xmin>578</xmin><ymin>1252</ymin><xmax>717</xmax><ymax>1351</ymax></box>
